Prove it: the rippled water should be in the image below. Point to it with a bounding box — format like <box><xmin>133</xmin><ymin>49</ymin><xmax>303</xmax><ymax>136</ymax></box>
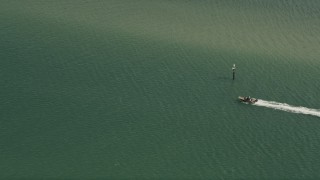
<box><xmin>1</xmin><ymin>1</ymin><xmax>320</xmax><ymax>179</ymax></box>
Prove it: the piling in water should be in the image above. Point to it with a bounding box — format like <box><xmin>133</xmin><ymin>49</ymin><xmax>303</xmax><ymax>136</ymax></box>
<box><xmin>232</xmin><ymin>64</ymin><xmax>236</xmax><ymax>80</ymax></box>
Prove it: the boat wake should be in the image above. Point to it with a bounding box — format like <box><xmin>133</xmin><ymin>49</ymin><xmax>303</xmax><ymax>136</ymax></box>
<box><xmin>254</xmin><ymin>100</ymin><xmax>320</xmax><ymax>117</ymax></box>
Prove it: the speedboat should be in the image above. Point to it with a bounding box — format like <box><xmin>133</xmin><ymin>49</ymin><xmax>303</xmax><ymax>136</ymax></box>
<box><xmin>238</xmin><ymin>96</ymin><xmax>258</xmax><ymax>104</ymax></box>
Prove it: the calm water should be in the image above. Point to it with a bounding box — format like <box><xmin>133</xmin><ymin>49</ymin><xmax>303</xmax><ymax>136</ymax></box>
<box><xmin>1</xmin><ymin>1</ymin><xmax>320</xmax><ymax>179</ymax></box>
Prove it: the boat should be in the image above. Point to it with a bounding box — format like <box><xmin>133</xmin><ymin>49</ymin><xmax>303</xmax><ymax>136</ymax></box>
<box><xmin>238</xmin><ymin>96</ymin><xmax>258</xmax><ymax>104</ymax></box>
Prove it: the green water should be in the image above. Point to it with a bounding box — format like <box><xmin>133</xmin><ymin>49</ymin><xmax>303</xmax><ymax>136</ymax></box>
<box><xmin>1</xmin><ymin>1</ymin><xmax>320</xmax><ymax>179</ymax></box>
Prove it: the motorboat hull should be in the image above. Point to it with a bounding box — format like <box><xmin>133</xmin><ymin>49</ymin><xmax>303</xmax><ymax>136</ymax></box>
<box><xmin>238</xmin><ymin>96</ymin><xmax>258</xmax><ymax>104</ymax></box>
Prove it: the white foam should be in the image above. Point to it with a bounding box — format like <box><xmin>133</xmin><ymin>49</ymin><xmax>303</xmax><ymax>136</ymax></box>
<box><xmin>254</xmin><ymin>99</ymin><xmax>320</xmax><ymax>117</ymax></box>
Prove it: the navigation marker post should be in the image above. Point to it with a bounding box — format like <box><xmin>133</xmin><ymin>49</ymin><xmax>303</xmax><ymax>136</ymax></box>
<box><xmin>232</xmin><ymin>64</ymin><xmax>236</xmax><ymax>80</ymax></box>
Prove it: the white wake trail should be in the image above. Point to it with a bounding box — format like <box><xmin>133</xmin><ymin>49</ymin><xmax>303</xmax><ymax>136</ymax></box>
<box><xmin>254</xmin><ymin>99</ymin><xmax>320</xmax><ymax>117</ymax></box>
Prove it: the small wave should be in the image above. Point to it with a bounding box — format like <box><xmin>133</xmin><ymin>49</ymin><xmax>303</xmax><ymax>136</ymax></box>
<box><xmin>254</xmin><ymin>100</ymin><xmax>320</xmax><ymax>117</ymax></box>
